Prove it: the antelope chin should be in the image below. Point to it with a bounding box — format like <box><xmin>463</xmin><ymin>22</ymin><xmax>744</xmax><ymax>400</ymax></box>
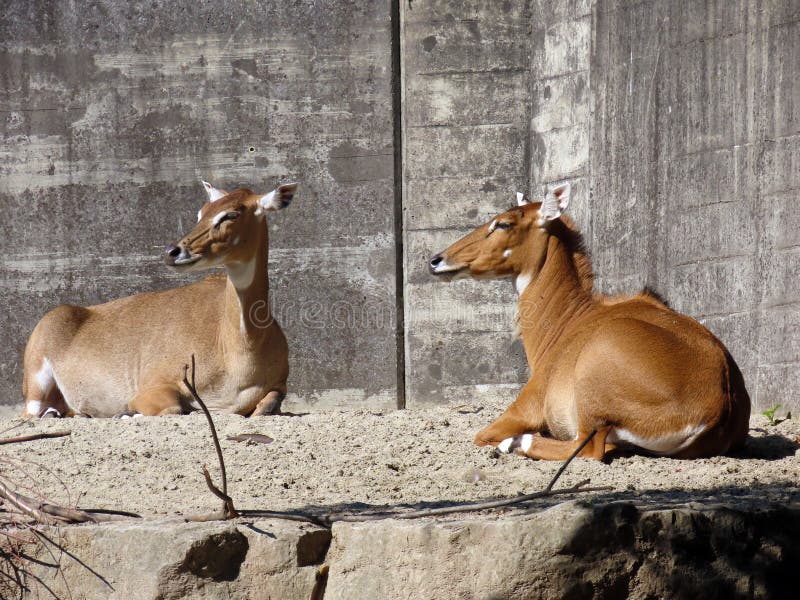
<box><xmin>168</xmin><ymin>255</ymin><xmax>202</xmax><ymax>269</ymax></box>
<box><xmin>432</xmin><ymin>267</ymin><xmax>470</xmax><ymax>281</ymax></box>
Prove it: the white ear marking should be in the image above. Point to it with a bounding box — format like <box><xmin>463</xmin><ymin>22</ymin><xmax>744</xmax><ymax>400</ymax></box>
<box><xmin>256</xmin><ymin>183</ymin><xmax>297</xmax><ymax>215</ymax></box>
<box><xmin>255</xmin><ymin>190</ymin><xmax>276</xmax><ymax>216</ymax></box>
<box><xmin>538</xmin><ymin>181</ymin><xmax>572</xmax><ymax>226</ymax></box>
<box><xmin>516</xmin><ymin>192</ymin><xmax>530</xmax><ymax>206</ymax></box>
<box><xmin>201</xmin><ymin>180</ymin><xmax>227</xmax><ymax>203</ymax></box>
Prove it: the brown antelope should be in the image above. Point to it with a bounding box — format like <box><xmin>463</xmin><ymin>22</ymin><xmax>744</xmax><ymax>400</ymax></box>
<box><xmin>429</xmin><ymin>184</ymin><xmax>751</xmax><ymax>460</ymax></box>
<box><xmin>21</xmin><ymin>181</ymin><xmax>295</xmax><ymax>418</ymax></box>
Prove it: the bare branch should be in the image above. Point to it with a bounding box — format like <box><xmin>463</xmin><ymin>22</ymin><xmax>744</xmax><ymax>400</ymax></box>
<box><xmin>322</xmin><ymin>431</ymin><xmax>605</xmax><ymax>524</ymax></box>
<box><xmin>0</xmin><ymin>432</ymin><xmax>71</xmax><ymax>446</ymax></box>
<box><xmin>0</xmin><ymin>478</ymin><xmax>135</xmax><ymax>525</ymax></box>
<box><xmin>201</xmin><ymin>466</ymin><xmax>237</xmax><ymax>518</ymax></box>
<box><xmin>182</xmin><ymin>355</ymin><xmax>238</xmax><ymax>519</ymax></box>
<box><xmin>545</xmin><ymin>429</ymin><xmax>597</xmax><ymax>492</ymax></box>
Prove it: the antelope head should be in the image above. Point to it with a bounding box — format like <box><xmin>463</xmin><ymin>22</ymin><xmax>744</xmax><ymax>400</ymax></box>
<box><xmin>428</xmin><ymin>183</ymin><xmax>571</xmax><ymax>283</ymax></box>
<box><xmin>164</xmin><ymin>181</ymin><xmax>296</xmax><ymax>271</ymax></box>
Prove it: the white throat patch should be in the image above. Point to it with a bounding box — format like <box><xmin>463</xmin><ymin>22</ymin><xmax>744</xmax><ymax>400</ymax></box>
<box><xmin>226</xmin><ymin>259</ymin><xmax>257</xmax><ymax>291</ymax></box>
<box><xmin>515</xmin><ymin>272</ymin><xmax>532</xmax><ymax>295</ymax></box>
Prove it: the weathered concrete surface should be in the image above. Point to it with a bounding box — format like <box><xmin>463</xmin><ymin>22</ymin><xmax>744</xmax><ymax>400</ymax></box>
<box><xmin>1</xmin><ymin>0</ymin><xmax>798</xmax><ymax>414</ymax></box>
<box><xmin>0</xmin><ymin>0</ymin><xmax>398</xmax><ymax>411</ymax></box>
<box><xmin>23</xmin><ymin>518</ymin><xmax>329</xmax><ymax>599</ymax></box>
<box><xmin>400</xmin><ymin>0</ymin><xmax>535</xmax><ymax>407</ymax></box>
<box><xmin>403</xmin><ymin>0</ymin><xmax>800</xmax><ymax>414</ymax></box>
<box><xmin>588</xmin><ymin>0</ymin><xmax>800</xmax><ymax>414</ymax></box>
<box><xmin>325</xmin><ymin>501</ymin><xmax>800</xmax><ymax>600</ymax></box>
<box><xmin>18</xmin><ymin>501</ymin><xmax>800</xmax><ymax>599</ymax></box>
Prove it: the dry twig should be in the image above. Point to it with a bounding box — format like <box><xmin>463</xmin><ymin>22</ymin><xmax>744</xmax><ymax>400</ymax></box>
<box><xmin>0</xmin><ymin>479</ymin><xmax>132</xmax><ymax>525</ymax></box>
<box><xmin>317</xmin><ymin>430</ymin><xmax>605</xmax><ymax>525</ymax></box>
<box><xmin>180</xmin><ymin>359</ymin><xmax>604</xmax><ymax>527</ymax></box>
<box><xmin>0</xmin><ymin>439</ymin><xmax>136</xmax><ymax>599</ymax></box>
<box><xmin>0</xmin><ymin>432</ymin><xmax>71</xmax><ymax>446</ymax></box>
<box><xmin>183</xmin><ymin>355</ymin><xmax>238</xmax><ymax>520</ymax></box>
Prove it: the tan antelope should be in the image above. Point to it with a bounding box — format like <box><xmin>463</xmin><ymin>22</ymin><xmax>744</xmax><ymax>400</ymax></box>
<box><xmin>21</xmin><ymin>181</ymin><xmax>295</xmax><ymax>418</ymax></box>
<box><xmin>429</xmin><ymin>184</ymin><xmax>750</xmax><ymax>460</ymax></box>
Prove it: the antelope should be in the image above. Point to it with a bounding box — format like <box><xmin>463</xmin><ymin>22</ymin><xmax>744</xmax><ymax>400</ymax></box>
<box><xmin>21</xmin><ymin>181</ymin><xmax>295</xmax><ymax>418</ymax></box>
<box><xmin>429</xmin><ymin>184</ymin><xmax>751</xmax><ymax>460</ymax></box>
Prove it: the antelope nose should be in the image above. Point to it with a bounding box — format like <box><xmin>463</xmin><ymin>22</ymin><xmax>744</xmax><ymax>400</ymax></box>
<box><xmin>164</xmin><ymin>244</ymin><xmax>184</xmax><ymax>265</ymax></box>
<box><xmin>429</xmin><ymin>254</ymin><xmax>443</xmax><ymax>271</ymax></box>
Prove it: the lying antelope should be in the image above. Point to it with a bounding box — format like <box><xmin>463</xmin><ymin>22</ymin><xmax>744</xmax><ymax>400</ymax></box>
<box><xmin>429</xmin><ymin>184</ymin><xmax>751</xmax><ymax>460</ymax></box>
<box><xmin>22</xmin><ymin>181</ymin><xmax>295</xmax><ymax>418</ymax></box>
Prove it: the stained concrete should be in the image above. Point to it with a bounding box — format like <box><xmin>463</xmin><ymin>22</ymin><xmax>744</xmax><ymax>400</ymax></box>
<box><xmin>0</xmin><ymin>0</ymin><xmax>398</xmax><ymax>411</ymax></box>
<box><xmin>1</xmin><ymin>1</ymin><xmax>798</xmax><ymax>414</ymax></box>
<box><xmin>401</xmin><ymin>0</ymin><xmax>799</xmax><ymax>414</ymax></box>
<box><xmin>400</xmin><ymin>0</ymin><xmax>536</xmax><ymax>408</ymax></box>
<box><xmin>22</xmin><ymin>518</ymin><xmax>329</xmax><ymax>599</ymax></box>
<box><xmin>325</xmin><ymin>501</ymin><xmax>800</xmax><ymax>600</ymax></box>
<box><xmin>588</xmin><ymin>0</ymin><xmax>800</xmax><ymax>415</ymax></box>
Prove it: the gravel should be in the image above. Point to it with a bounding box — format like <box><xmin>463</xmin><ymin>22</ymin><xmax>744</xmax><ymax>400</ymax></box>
<box><xmin>1</xmin><ymin>400</ymin><xmax>798</xmax><ymax>519</ymax></box>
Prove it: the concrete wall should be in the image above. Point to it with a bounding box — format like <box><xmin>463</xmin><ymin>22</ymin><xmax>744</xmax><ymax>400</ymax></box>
<box><xmin>1</xmin><ymin>0</ymin><xmax>797</xmax><ymax>413</ymax></box>
<box><xmin>0</xmin><ymin>0</ymin><xmax>398</xmax><ymax>411</ymax></box>
<box><xmin>588</xmin><ymin>0</ymin><xmax>800</xmax><ymax>413</ymax></box>
<box><xmin>399</xmin><ymin>0</ymin><xmax>595</xmax><ymax>408</ymax></box>
<box><xmin>400</xmin><ymin>0</ymin><xmax>534</xmax><ymax>407</ymax></box>
<box><xmin>402</xmin><ymin>0</ymin><xmax>799</xmax><ymax>413</ymax></box>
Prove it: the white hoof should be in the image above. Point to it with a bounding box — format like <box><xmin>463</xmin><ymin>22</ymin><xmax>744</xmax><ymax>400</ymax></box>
<box><xmin>496</xmin><ymin>437</ymin><xmax>514</xmax><ymax>454</ymax></box>
<box><xmin>496</xmin><ymin>434</ymin><xmax>534</xmax><ymax>454</ymax></box>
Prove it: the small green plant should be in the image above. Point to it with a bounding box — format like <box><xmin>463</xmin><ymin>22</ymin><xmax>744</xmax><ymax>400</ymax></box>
<box><xmin>761</xmin><ymin>405</ymin><xmax>791</xmax><ymax>426</ymax></box>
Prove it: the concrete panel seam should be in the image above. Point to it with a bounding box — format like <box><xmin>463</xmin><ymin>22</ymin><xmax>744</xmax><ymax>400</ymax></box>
<box><xmin>392</xmin><ymin>0</ymin><xmax>406</xmax><ymax>410</ymax></box>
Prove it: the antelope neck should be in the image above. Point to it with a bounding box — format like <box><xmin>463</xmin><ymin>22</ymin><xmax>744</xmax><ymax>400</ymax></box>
<box><xmin>517</xmin><ymin>235</ymin><xmax>594</xmax><ymax>366</ymax></box>
<box><xmin>223</xmin><ymin>231</ymin><xmax>271</xmax><ymax>339</ymax></box>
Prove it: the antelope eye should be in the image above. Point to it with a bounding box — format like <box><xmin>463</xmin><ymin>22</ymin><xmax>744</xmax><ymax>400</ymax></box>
<box><xmin>213</xmin><ymin>212</ymin><xmax>240</xmax><ymax>228</ymax></box>
<box><xmin>495</xmin><ymin>222</ymin><xmax>513</xmax><ymax>230</ymax></box>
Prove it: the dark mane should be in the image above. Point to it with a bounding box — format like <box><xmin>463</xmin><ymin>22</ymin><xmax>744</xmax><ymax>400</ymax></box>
<box><xmin>549</xmin><ymin>215</ymin><xmax>594</xmax><ymax>293</ymax></box>
<box><xmin>642</xmin><ymin>286</ymin><xmax>671</xmax><ymax>308</ymax></box>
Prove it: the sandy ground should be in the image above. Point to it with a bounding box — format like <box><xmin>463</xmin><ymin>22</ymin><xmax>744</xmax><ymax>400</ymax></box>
<box><xmin>0</xmin><ymin>400</ymin><xmax>798</xmax><ymax>520</ymax></box>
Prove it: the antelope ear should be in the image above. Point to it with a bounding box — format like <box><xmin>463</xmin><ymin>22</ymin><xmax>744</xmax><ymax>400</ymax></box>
<box><xmin>255</xmin><ymin>183</ymin><xmax>298</xmax><ymax>215</ymax></box>
<box><xmin>201</xmin><ymin>180</ymin><xmax>228</xmax><ymax>203</ymax></box>
<box><xmin>516</xmin><ymin>192</ymin><xmax>531</xmax><ymax>207</ymax></box>
<box><xmin>538</xmin><ymin>182</ymin><xmax>571</xmax><ymax>224</ymax></box>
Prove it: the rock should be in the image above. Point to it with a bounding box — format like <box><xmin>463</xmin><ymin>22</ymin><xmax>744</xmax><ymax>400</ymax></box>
<box><xmin>24</xmin><ymin>518</ymin><xmax>330</xmax><ymax>600</ymax></box>
<box><xmin>14</xmin><ymin>501</ymin><xmax>800</xmax><ymax>599</ymax></box>
<box><xmin>324</xmin><ymin>501</ymin><xmax>800</xmax><ymax>600</ymax></box>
